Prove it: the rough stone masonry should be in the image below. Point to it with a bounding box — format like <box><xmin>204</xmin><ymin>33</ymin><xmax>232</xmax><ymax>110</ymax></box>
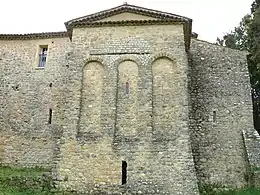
<box><xmin>0</xmin><ymin>3</ymin><xmax>260</xmax><ymax>195</ymax></box>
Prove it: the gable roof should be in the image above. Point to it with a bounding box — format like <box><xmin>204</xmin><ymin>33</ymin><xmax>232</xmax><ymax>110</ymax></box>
<box><xmin>65</xmin><ymin>3</ymin><xmax>192</xmax><ymax>26</ymax></box>
<box><xmin>65</xmin><ymin>3</ymin><xmax>192</xmax><ymax>50</ymax></box>
<box><xmin>0</xmin><ymin>4</ymin><xmax>192</xmax><ymax>50</ymax></box>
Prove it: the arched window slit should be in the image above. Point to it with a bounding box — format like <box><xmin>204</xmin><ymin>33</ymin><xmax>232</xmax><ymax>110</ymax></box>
<box><xmin>125</xmin><ymin>82</ymin><xmax>130</xmax><ymax>95</ymax></box>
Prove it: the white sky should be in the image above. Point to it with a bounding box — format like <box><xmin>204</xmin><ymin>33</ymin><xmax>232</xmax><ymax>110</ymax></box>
<box><xmin>0</xmin><ymin>0</ymin><xmax>254</xmax><ymax>43</ymax></box>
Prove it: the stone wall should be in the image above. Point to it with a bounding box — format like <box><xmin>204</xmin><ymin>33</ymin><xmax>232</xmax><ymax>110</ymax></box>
<box><xmin>0</xmin><ymin>37</ymin><xmax>70</xmax><ymax>168</ymax></box>
<box><xmin>189</xmin><ymin>39</ymin><xmax>254</xmax><ymax>188</ymax></box>
<box><xmin>55</xmin><ymin>24</ymin><xmax>199</xmax><ymax>194</ymax></box>
<box><xmin>242</xmin><ymin>129</ymin><xmax>260</xmax><ymax>187</ymax></box>
<box><xmin>0</xmin><ymin>23</ymin><xmax>257</xmax><ymax>195</ymax></box>
<box><xmin>243</xmin><ymin>130</ymin><xmax>260</xmax><ymax>168</ymax></box>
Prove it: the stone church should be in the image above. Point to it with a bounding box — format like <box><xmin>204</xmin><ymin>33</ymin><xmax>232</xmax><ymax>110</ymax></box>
<box><xmin>1</xmin><ymin>3</ymin><xmax>260</xmax><ymax>194</ymax></box>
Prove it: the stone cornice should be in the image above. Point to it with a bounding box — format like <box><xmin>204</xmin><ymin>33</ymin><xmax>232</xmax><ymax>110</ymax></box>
<box><xmin>70</xmin><ymin>19</ymin><xmax>185</xmax><ymax>28</ymax></box>
<box><xmin>0</xmin><ymin>31</ymin><xmax>68</xmax><ymax>40</ymax></box>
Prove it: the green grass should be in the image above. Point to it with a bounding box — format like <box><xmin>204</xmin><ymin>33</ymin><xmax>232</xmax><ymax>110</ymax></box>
<box><xmin>217</xmin><ymin>188</ymin><xmax>260</xmax><ymax>195</ymax></box>
<box><xmin>0</xmin><ymin>184</ymin><xmax>47</xmax><ymax>195</ymax></box>
<box><xmin>199</xmin><ymin>182</ymin><xmax>260</xmax><ymax>195</ymax></box>
<box><xmin>0</xmin><ymin>166</ymin><xmax>52</xmax><ymax>195</ymax></box>
<box><xmin>1</xmin><ymin>166</ymin><xmax>260</xmax><ymax>195</ymax></box>
<box><xmin>0</xmin><ymin>166</ymin><xmax>48</xmax><ymax>178</ymax></box>
<box><xmin>200</xmin><ymin>186</ymin><xmax>260</xmax><ymax>195</ymax></box>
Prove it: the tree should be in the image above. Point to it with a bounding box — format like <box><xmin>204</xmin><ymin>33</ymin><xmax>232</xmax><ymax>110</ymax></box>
<box><xmin>248</xmin><ymin>0</ymin><xmax>260</xmax><ymax>132</ymax></box>
<box><xmin>216</xmin><ymin>14</ymin><xmax>252</xmax><ymax>51</ymax></box>
<box><xmin>217</xmin><ymin>0</ymin><xmax>260</xmax><ymax>133</ymax></box>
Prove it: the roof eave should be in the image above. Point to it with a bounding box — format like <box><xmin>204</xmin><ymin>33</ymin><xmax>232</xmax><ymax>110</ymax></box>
<box><xmin>0</xmin><ymin>31</ymin><xmax>68</xmax><ymax>40</ymax></box>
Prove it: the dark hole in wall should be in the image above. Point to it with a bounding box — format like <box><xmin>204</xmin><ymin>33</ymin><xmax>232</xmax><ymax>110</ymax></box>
<box><xmin>12</xmin><ymin>85</ymin><xmax>19</xmax><ymax>91</ymax></box>
<box><xmin>122</xmin><ymin>161</ymin><xmax>127</xmax><ymax>185</ymax></box>
<box><xmin>64</xmin><ymin>175</ymin><xmax>68</xmax><ymax>181</ymax></box>
<box><xmin>125</xmin><ymin>82</ymin><xmax>130</xmax><ymax>95</ymax></box>
<box><xmin>213</xmin><ymin>111</ymin><xmax>216</xmax><ymax>122</ymax></box>
<box><xmin>48</xmin><ymin>109</ymin><xmax>52</xmax><ymax>124</ymax></box>
<box><xmin>49</xmin><ymin>83</ymin><xmax>52</xmax><ymax>87</ymax></box>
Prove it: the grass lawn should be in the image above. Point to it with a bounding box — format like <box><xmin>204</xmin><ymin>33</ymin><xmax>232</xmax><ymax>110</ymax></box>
<box><xmin>1</xmin><ymin>166</ymin><xmax>260</xmax><ymax>195</ymax></box>
<box><xmin>218</xmin><ymin>188</ymin><xmax>260</xmax><ymax>195</ymax></box>
<box><xmin>200</xmin><ymin>187</ymin><xmax>260</xmax><ymax>195</ymax></box>
<box><xmin>0</xmin><ymin>166</ymin><xmax>51</xmax><ymax>195</ymax></box>
<box><xmin>0</xmin><ymin>185</ymin><xmax>47</xmax><ymax>195</ymax></box>
<box><xmin>0</xmin><ymin>166</ymin><xmax>47</xmax><ymax>178</ymax></box>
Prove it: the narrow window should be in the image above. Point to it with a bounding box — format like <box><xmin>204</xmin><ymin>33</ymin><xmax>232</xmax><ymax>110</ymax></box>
<box><xmin>122</xmin><ymin>161</ymin><xmax>127</xmax><ymax>185</ymax></box>
<box><xmin>48</xmin><ymin>109</ymin><xmax>52</xmax><ymax>124</ymax></box>
<box><xmin>213</xmin><ymin>111</ymin><xmax>216</xmax><ymax>122</ymax></box>
<box><xmin>39</xmin><ymin>46</ymin><xmax>48</xmax><ymax>68</ymax></box>
<box><xmin>125</xmin><ymin>82</ymin><xmax>130</xmax><ymax>95</ymax></box>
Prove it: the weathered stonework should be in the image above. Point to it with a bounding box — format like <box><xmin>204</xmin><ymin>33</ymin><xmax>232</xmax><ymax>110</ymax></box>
<box><xmin>0</xmin><ymin>37</ymin><xmax>70</xmax><ymax>168</ymax></box>
<box><xmin>189</xmin><ymin>39</ymin><xmax>253</xmax><ymax>188</ymax></box>
<box><xmin>0</xmin><ymin>3</ymin><xmax>258</xmax><ymax>194</ymax></box>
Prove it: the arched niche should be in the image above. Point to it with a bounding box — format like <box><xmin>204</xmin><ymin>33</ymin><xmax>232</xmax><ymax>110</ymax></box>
<box><xmin>79</xmin><ymin>61</ymin><xmax>104</xmax><ymax>137</ymax></box>
<box><xmin>116</xmin><ymin>60</ymin><xmax>139</xmax><ymax>137</ymax></box>
<box><xmin>152</xmin><ymin>57</ymin><xmax>180</xmax><ymax>134</ymax></box>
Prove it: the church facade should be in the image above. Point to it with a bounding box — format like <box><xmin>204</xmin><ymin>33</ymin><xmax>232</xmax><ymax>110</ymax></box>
<box><xmin>0</xmin><ymin>3</ymin><xmax>259</xmax><ymax>194</ymax></box>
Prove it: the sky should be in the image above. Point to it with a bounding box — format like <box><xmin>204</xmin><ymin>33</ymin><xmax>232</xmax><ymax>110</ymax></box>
<box><xmin>0</xmin><ymin>0</ymin><xmax>254</xmax><ymax>43</ymax></box>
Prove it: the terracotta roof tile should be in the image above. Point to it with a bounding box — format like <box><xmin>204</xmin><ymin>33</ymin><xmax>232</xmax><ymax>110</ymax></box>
<box><xmin>0</xmin><ymin>31</ymin><xmax>68</xmax><ymax>40</ymax></box>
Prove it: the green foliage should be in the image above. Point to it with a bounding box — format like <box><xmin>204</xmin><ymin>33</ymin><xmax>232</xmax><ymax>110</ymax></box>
<box><xmin>248</xmin><ymin>1</ymin><xmax>260</xmax><ymax>87</ymax></box>
<box><xmin>216</xmin><ymin>0</ymin><xmax>260</xmax><ymax>89</ymax></box>
<box><xmin>248</xmin><ymin>1</ymin><xmax>260</xmax><ymax>132</ymax></box>
<box><xmin>217</xmin><ymin>0</ymin><xmax>260</xmax><ymax>133</ymax></box>
<box><xmin>0</xmin><ymin>166</ymin><xmax>76</xmax><ymax>195</ymax></box>
<box><xmin>216</xmin><ymin>14</ymin><xmax>252</xmax><ymax>51</ymax></box>
<box><xmin>199</xmin><ymin>182</ymin><xmax>260</xmax><ymax>195</ymax></box>
<box><xmin>219</xmin><ymin>188</ymin><xmax>260</xmax><ymax>195</ymax></box>
<box><xmin>0</xmin><ymin>184</ymin><xmax>47</xmax><ymax>195</ymax></box>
